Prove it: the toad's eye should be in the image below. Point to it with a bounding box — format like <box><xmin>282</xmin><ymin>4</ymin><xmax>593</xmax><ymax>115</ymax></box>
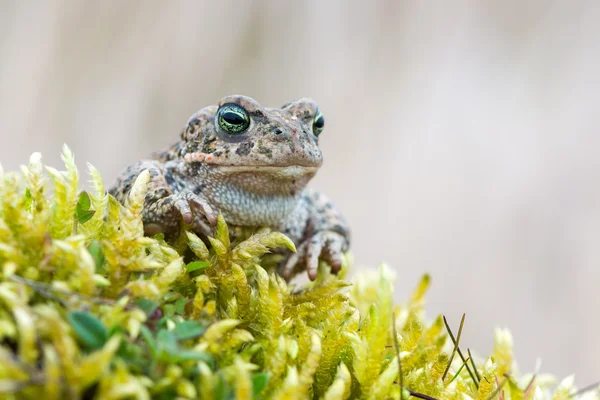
<box><xmin>313</xmin><ymin>110</ymin><xmax>325</xmax><ymax>135</ymax></box>
<box><xmin>218</xmin><ymin>104</ymin><xmax>250</xmax><ymax>134</ymax></box>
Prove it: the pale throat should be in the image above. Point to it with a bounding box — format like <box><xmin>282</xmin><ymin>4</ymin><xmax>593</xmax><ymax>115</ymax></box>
<box><xmin>200</xmin><ymin>168</ymin><xmax>317</xmax><ymax>227</ymax></box>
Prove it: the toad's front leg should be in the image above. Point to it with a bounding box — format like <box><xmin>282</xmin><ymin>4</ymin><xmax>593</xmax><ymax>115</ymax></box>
<box><xmin>109</xmin><ymin>160</ymin><xmax>218</xmax><ymax>239</ymax></box>
<box><xmin>280</xmin><ymin>189</ymin><xmax>351</xmax><ymax>281</ymax></box>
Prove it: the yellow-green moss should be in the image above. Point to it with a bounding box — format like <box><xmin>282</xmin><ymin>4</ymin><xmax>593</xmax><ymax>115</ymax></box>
<box><xmin>0</xmin><ymin>146</ymin><xmax>596</xmax><ymax>399</ymax></box>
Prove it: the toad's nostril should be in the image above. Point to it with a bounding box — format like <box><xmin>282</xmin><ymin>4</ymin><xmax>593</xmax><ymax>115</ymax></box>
<box><xmin>274</xmin><ymin>128</ymin><xmax>283</xmax><ymax>135</ymax></box>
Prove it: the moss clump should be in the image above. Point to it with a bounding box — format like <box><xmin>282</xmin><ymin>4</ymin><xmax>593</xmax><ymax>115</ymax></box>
<box><xmin>0</xmin><ymin>146</ymin><xmax>596</xmax><ymax>399</ymax></box>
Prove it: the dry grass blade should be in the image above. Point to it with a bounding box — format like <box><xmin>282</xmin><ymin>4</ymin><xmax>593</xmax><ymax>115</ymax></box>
<box><xmin>467</xmin><ymin>348</ymin><xmax>481</xmax><ymax>383</ymax></box>
<box><xmin>442</xmin><ymin>314</ymin><xmax>479</xmax><ymax>388</ymax></box>
<box><xmin>449</xmin><ymin>357</ymin><xmax>470</xmax><ymax>385</ymax></box>
<box><xmin>441</xmin><ymin>314</ymin><xmax>465</xmax><ymax>381</ymax></box>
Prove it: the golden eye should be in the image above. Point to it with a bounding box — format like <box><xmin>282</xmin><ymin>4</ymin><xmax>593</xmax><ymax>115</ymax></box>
<box><xmin>313</xmin><ymin>109</ymin><xmax>324</xmax><ymax>135</ymax></box>
<box><xmin>218</xmin><ymin>104</ymin><xmax>250</xmax><ymax>134</ymax></box>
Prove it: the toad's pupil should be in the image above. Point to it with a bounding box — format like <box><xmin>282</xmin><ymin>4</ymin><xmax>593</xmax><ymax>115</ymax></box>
<box><xmin>314</xmin><ymin>116</ymin><xmax>324</xmax><ymax>128</ymax></box>
<box><xmin>223</xmin><ymin>111</ymin><xmax>245</xmax><ymax>125</ymax></box>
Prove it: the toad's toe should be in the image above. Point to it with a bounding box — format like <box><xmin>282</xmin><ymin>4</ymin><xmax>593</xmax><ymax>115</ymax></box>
<box><xmin>323</xmin><ymin>235</ymin><xmax>344</xmax><ymax>274</ymax></box>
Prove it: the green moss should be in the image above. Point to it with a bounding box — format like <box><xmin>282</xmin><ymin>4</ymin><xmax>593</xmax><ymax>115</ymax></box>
<box><xmin>0</xmin><ymin>146</ymin><xmax>596</xmax><ymax>399</ymax></box>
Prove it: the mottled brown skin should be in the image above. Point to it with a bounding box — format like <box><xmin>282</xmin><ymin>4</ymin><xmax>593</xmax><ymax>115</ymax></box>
<box><xmin>109</xmin><ymin>95</ymin><xmax>350</xmax><ymax>280</ymax></box>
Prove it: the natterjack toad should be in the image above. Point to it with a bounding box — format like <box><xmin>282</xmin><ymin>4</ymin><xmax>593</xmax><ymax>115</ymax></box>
<box><xmin>109</xmin><ymin>95</ymin><xmax>350</xmax><ymax>280</ymax></box>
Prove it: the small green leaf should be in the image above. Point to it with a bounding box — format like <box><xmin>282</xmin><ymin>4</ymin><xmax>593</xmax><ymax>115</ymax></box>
<box><xmin>175</xmin><ymin>298</ymin><xmax>187</xmax><ymax>315</ymax></box>
<box><xmin>87</xmin><ymin>240</ymin><xmax>105</xmax><ymax>271</ymax></box>
<box><xmin>156</xmin><ymin>327</ymin><xmax>213</xmax><ymax>363</ymax></box>
<box><xmin>172</xmin><ymin>321</ymin><xmax>206</xmax><ymax>340</ymax></box>
<box><xmin>186</xmin><ymin>260</ymin><xmax>210</xmax><ymax>272</ymax></box>
<box><xmin>117</xmin><ymin>341</ymin><xmax>144</xmax><ymax>367</ymax></box>
<box><xmin>108</xmin><ymin>324</ymin><xmax>125</xmax><ymax>337</ymax></box>
<box><xmin>214</xmin><ymin>374</ymin><xmax>234</xmax><ymax>400</ymax></box>
<box><xmin>136</xmin><ymin>299</ymin><xmax>159</xmax><ymax>316</ymax></box>
<box><xmin>78</xmin><ymin>210</ymin><xmax>95</xmax><ymax>224</ymax></box>
<box><xmin>157</xmin><ymin>329</ymin><xmax>178</xmax><ymax>354</ymax></box>
<box><xmin>170</xmin><ymin>349</ymin><xmax>213</xmax><ymax>363</ymax></box>
<box><xmin>163</xmin><ymin>303</ymin><xmax>176</xmax><ymax>317</ymax></box>
<box><xmin>76</xmin><ymin>191</ymin><xmax>96</xmax><ymax>224</ymax></box>
<box><xmin>78</xmin><ymin>189</ymin><xmax>91</xmax><ymax>209</ymax></box>
<box><xmin>67</xmin><ymin>311</ymin><xmax>108</xmax><ymax>350</ymax></box>
<box><xmin>163</xmin><ymin>292</ymin><xmax>179</xmax><ymax>302</ymax></box>
<box><xmin>140</xmin><ymin>325</ymin><xmax>157</xmax><ymax>358</ymax></box>
<box><xmin>252</xmin><ymin>373</ymin><xmax>269</xmax><ymax>399</ymax></box>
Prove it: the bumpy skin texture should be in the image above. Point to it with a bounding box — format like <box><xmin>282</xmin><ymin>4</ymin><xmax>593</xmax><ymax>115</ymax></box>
<box><xmin>109</xmin><ymin>95</ymin><xmax>350</xmax><ymax>280</ymax></box>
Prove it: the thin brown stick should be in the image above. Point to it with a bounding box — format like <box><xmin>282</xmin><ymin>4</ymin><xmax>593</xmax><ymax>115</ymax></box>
<box><xmin>9</xmin><ymin>275</ymin><xmax>116</xmax><ymax>305</ymax></box>
<box><xmin>0</xmin><ymin>373</ymin><xmax>45</xmax><ymax>393</ymax></box>
<box><xmin>407</xmin><ymin>389</ymin><xmax>439</xmax><ymax>400</ymax></box>
<box><xmin>392</xmin><ymin>312</ymin><xmax>404</xmax><ymax>399</ymax></box>
<box><xmin>569</xmin><ymin>380</ymin><xmax>600</xmax><ymax>398</ymax></box>
<box><xmin>485</xmin><ymin>377</ymin><xmax>507</xmax><ymax>400</ymax></box>
<box><xmin>523</xmin><ymin>375</ymin><xmax>536</xmax><ymax>398</ymax></box>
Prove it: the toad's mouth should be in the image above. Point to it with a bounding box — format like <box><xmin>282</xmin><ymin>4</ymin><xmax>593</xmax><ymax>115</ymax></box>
<box><xmin>183</xmin><ymin>152</ymin><xmax>322</xmax><ymax>178</ymax></box>
<box><xmin>212</xmin><ymin>165</ymin><xmax>319</xmax><ymax>178</ymax></box>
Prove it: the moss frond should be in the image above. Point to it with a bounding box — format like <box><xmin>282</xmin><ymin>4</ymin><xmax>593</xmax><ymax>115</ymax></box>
<box><xmin>78</xmin><ymin>162</ymin><xmax>107</xmax><ymax>239</ymax></box>
<box><xmin>0</xmin><ymin>150</ymin><xmax>595</xmax><ymax>399</ymax></box>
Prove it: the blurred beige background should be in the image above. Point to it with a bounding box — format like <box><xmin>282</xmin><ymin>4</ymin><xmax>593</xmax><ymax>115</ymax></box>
<box><xmin>1</xmin><ymin>0</ymin><xmax>599</xmax><ymax>385</ymax></box>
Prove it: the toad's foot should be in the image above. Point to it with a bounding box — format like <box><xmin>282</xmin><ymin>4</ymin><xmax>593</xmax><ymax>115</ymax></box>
<box><xmin>281</xmin><ymin>230</ymin><xmax>346</xmax><ymax>281</ymax></box>
<box><xmin>144</xmin><ymin>191</ymin><xmax>218</xmax><ymax>237</ymax></box>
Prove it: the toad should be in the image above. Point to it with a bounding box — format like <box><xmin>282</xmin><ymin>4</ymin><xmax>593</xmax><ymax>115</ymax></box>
<box><xmin>109</xmin><ymin>95</ymin><xmax>350</xmax><ymax>280</ymax></box>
